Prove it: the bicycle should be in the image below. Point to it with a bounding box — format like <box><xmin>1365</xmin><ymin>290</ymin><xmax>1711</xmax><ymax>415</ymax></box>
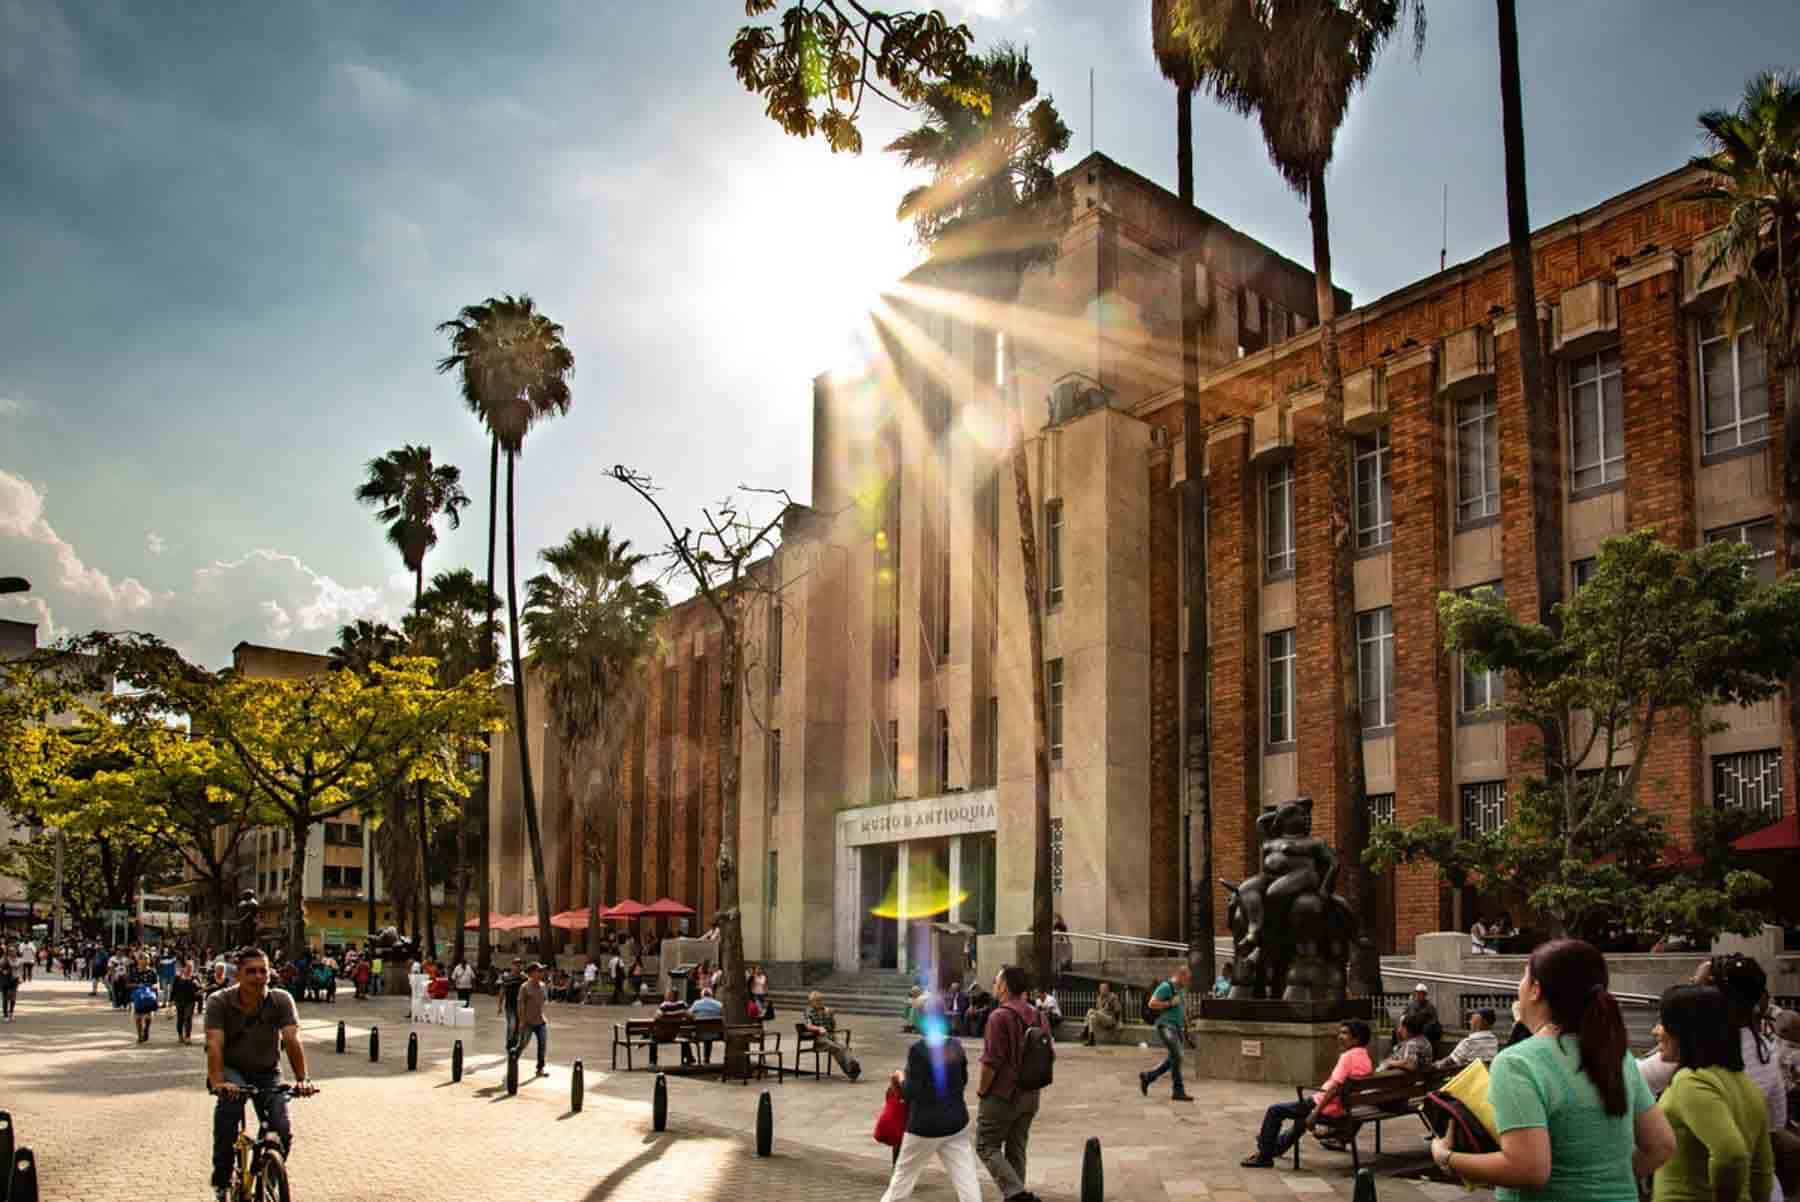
<box><xmin>211</xmin><ymin>1082</ymin><xmax>316</xmax><ymax>1202</ymax></box>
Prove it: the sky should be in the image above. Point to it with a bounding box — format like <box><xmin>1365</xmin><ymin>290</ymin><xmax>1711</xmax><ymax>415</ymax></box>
<box><xmin>3</xmin><ymin>0</ymin><xmax>1797</xmax><ymax>670</ymax></box>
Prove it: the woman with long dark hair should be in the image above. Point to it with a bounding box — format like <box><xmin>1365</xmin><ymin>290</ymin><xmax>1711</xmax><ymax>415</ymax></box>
<box><xmin>1713</xmin><ymin>955</ymin><xmax>1790</xmax><ymax>1201</ymax></box>
<box><xmin>1650</xmin><ymin>984</ymin><xmax>1773</xmax><ymax>1202</ymax></box>
<box><xmin>1431</xmin><ymin>939</ymin><xmax>1675</xmax><ymax>1200</ymax></box>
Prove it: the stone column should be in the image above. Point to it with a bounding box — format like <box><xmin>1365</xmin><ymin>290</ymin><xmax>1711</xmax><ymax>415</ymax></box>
<box><xmin>896</xmin><ymin>841</ymin><xmax>911</xmax><ymax>975</ymax></box>
<box><xmin>948</xmin><ymin>836</ymin><xmax>963</xmax><ymax>927</ymax></box>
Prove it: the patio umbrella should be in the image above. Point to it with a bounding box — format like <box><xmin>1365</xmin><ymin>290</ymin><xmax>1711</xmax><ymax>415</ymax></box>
<box><xmin>550</xmin><ymin>908</ymin><xmax>591</xmax><ymax>930</ymax></box>
<box><xmin>462</xmin><ymin>911</ymin><xmax>510</xmax><ymax>932</ymax></box>
<box><xmin>602</xmin><ymin>899</ymin><xmax>647</xmax><ymax>920</ymax></box>
<box><xmin>641</xmin><ymin>897</ymin><xmax>696</xmax><ymax>918</ymax></box>
<box><xmin>1731</xmin><ymin>810</ymin><xmax>1800</xmax><ymax>853</ymax></box>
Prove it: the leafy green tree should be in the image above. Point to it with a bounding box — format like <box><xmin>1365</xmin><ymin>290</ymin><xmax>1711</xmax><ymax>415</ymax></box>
<box><xmin>885</xmin><ymin>45</ymin><xmax>1068</xmax><ymax>985</ymax></box>
<box><xmin>1367</xmin><ymin>530</ymin><xmax>1800</xmax><ymax>942</ymax></box>
<box><xmin>437</xmin><ymin>294</ymin><xmax>575</xmax><ymax>965</ymax></box>
<box><xmin>730</xmin><ymin>1</ymin><xmax>983</xmax><ymax>153</ymax></box>
<box><xmin>329</xmin><ymin>620</ymin><xmax>412</xmax><ymax>942</ymax></box>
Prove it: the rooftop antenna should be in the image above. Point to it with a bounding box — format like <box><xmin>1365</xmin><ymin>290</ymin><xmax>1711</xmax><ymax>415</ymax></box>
<box><xmin>1440</xmin><ymin>183</ymin><xmax>1448</xmax><ymax>272</ymax></box>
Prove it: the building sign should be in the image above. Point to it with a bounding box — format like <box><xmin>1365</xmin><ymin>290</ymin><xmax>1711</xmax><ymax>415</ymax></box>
<box><xmin>839</xmin><ymin>790</ymin><xmax>999</xmax><ymax>848</ymax></box>
<box><xmin>1241</xmin><ymin>1039</ymin><xmax>1263</xmax><ymax>1059</ymax></box>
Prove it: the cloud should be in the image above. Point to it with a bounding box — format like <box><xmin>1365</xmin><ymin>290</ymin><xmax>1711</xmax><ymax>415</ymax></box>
<box><xmin>336</xmin><ymin>61</ymin><xmax>415</xmax><ymax>120</ymax></box>
<box><xmin>0</xmin><ymin>468</ymin><xmax>406</xmax><ymax>665</ymax></box>
<box><xmin>145</xmin><ymin>531</ymin><xmax>166</xmax><ymax>555</ymax></box>
<box><xmin>0</xmin><ymin>396</ymin><xmax>23</xmax><ymax>417</ymax></box>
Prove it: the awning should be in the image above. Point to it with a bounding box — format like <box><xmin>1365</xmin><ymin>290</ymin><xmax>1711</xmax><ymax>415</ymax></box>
<box><xmin>1732</xmin><ymin>810</ymin><xmax>1800</xmax><ymax>852</ymax></box>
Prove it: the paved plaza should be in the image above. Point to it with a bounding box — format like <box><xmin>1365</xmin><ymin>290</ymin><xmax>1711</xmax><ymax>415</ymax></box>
<box><xmin>1</xmin><ymin>978</ymin><xmax>1477</xmax><ymax>1202</ymax></box>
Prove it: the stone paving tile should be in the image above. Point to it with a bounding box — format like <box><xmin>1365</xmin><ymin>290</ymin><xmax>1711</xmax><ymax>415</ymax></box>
<box><xmin>1</xmin><ymin>979</ymin><xmax>1479</xmax><ymax>1202</ymax></box>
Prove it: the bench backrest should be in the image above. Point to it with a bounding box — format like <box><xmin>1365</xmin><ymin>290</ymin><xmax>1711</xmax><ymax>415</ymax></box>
<box><xmin>1342</xmin><ymin>1068</ymin><xmax>1452</xmax><ymax>1107</ymax></box>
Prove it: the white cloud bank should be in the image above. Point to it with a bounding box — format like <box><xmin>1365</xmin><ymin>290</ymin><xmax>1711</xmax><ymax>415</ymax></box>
<box><xmin>0</xmin><ymin>468</ymin><xmax>407</xmax><ymax>667</ymax></box>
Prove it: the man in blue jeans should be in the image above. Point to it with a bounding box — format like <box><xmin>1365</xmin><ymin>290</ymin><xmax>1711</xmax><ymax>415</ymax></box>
<box><xmin>509</xmin><ymin>962</ymin><xmax>550</xmax><ymax>1076</ymax></box>
<box><xmin>1138</xmin><ymin>965</ymin><xmax>1194</xmax><ymax>1102</ymax></box>
<box><xmin>204</xmin><ymin>948</ymin><xmax>317</xmax><ymax>1200</ymax></box>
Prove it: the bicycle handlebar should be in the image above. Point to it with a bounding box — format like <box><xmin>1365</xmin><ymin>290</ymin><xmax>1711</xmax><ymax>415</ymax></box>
<box><xmin>210</xmin><ymin>1083</ymin><xmax>317</xmax><ymax>1100</ymax></box>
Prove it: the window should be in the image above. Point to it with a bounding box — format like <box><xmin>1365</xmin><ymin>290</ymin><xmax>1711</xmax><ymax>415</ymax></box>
<box><xmin>1706</xmin><ymin>518</ymin><xmax>1778</xmax><ymax>585</ymax></box>
<box><xmin>1459</xmin><ymin>583</ymin><xmax>1505</xmax><ymax>719</ymax></box>
<box><xmin>1572</xmin><ymin>557</ymin><xmax>1598</xmax><ymax>592</ymax></box>
<box><xmin>938</xmin><ymin>546</ymin><xmax>951</xmax><ymax>658</ymax></box>
<box><xmin>1713</xmin><ymin>749</ymin><xmax>1784</xmax><ymax>819</ymax></box>
<box><xmin>1461</xmin><ymin>781</ymin><xmax>1508</xmax><ymax>838</ymax></box>
<box><xmin>1357</xmin><ymin>608</ymin><xmax>1395</xmax><ymax>731</ymax></box>
<box><xmin>1045</xmin><ymin>499</ymin><xmax>1064</xmax><ymax>608</ymax></box>
<box><xmin>1266</xmin><ymin>629</ymin><xmax>1296</xmax><ymax>746</ymax></box>
<box><xmin>1353</xmin><ymin>429</ymin><xmax>1392</xmax><ymax>549</ymax></box>
<box><xmin>885</xmin><ymin>719</ymin><xmax>899</xmax><ymax>797</ymax></box>
<box><xmin>1568</xmin><ymin>348</ymin><xmax>1624</xmax><ymax>490</ymax></box>
<box><xmin>768</xmin><ymin>729</ymin><xmax>781</xmax><ymax>810</ymax></box>
<box><xmin>1047</xmin><ymin>659</ymin><xmax>1065</xmax><ymax>762</ymax></box>
<box><xmin>770</xmin><ymin>603</ymin><xmax>783</xmax><ymax>692</ymax></box>
<box><xmin>1050</xmin><ymin>817</ymin><xmax>1064</xmax><ymax>895</ymax></box>
<box><xmin>936</xmin><ymin>709</ymin><xmax>951</xmax><ymax>792</ymax></box>
<box><xmin>1699</xmin><ymin>310</ymin><xmax>1769</xmax><ymax>456</ymax></box>
<box><xmin>767</xmin><ymin>851</ymin><xmax>778</xmax><ymax>907</ymax></box>
<box><xmin>1575</xmin><ymin>766</ymin><xmax>1629</xmax><ymax>801</ymax></box>
<box><xmin>322</xmin><ymin>865</ymin><xmax>364</xmax><ymax>890</ymax></box>
<box><xmin>1456</xmin><ymin>391</ymin><xmax>1501</xmax><ymax>525</ymax></box>
<box><xmin>1265</xmin><ymin>461</ymin><xmax>1295</xmax><ymax>577</ymax></box>
<box><xmin>1369</xmin><ymin>793</ymin><xmax>1396</xmax><ymax>827</ymax></box>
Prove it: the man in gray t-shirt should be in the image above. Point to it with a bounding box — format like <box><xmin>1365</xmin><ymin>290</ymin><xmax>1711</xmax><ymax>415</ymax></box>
<box><xmin>203</xmin><ymin>949</ymin><xmax>314</xmax><ymax>1199</ymax></box>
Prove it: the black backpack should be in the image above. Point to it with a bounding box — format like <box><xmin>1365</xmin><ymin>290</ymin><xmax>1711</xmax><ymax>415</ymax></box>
<box><xmin>1006</xmin><ymin>1004</ymin><xmax>1056</xmax><ymax>1091</ymax></box>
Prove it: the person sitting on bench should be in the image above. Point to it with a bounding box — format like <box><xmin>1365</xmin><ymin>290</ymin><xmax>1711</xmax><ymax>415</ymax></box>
<box><xmin>1382</xmin><ymin>1015</ymin><xmax>1434</xmax><ymax>1072</ymax></box>
<box><xmin>1435</xmin><ymin>1008</ymin><xmax>1499</xmax><ymax>1071</ymax></box>
<box><xmin>1242</xmin><ymin>1020</ymin><xmax>1373</xmax><ymax>1167</ymax></box>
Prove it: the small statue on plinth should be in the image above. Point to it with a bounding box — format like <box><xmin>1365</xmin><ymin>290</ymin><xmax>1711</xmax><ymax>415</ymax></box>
<box><xmin>235</xmin><ymin>890</ymin><xmax>261</xmax><ymax>951</ymax></box>
<box><xmin>1221</xmin><ymin>798</ymin><xmax>1358</xmax><ymax>1003</ymax></box>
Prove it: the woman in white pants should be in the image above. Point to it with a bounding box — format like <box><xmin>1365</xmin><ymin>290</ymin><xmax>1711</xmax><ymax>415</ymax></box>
<box><xmin>880</xmin><ymin>997</ymin><xmax>982</xmax><ymax>1202</ymax></box>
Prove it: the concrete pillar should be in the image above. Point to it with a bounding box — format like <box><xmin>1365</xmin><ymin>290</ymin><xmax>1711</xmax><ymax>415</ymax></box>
<box><xmin>948</xmin><ymin>836</ymin><xmax>963</xmax><ymax>926</ymax></box>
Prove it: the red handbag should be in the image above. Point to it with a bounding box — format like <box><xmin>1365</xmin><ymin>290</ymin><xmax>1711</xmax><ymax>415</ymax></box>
<box><xmin>873</xmin><ymin>1083</ymin><xmax>909</xmax><ymax>1147</ymax></box>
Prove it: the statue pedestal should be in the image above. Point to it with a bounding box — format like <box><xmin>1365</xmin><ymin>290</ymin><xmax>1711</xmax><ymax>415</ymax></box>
<box><xmin>1191</xmin><ymin>1016</ymin><xmax>1353</xmax><ymax>1088</ymax></box>
<box><xmin>1200</xmin><ymin>997</ymin><xmax>1372</xmax><ymax>1023</ymax></box>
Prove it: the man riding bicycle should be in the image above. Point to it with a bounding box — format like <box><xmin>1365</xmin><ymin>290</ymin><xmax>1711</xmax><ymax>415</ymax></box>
<box><xmin>204</xmin><ymin>947</ymin><xmax>316</xmax><ymax>1201</ymax></box>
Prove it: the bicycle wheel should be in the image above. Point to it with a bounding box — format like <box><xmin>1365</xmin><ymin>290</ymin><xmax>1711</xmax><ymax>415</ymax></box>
<box><xmin>254</xmin><ymin>1150</ymin><xmax>291</xmax><ymax>1202</ymax></box>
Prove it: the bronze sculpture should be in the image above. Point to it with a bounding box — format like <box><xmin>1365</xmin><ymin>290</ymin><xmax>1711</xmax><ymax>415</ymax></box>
<box><xmin>1221</xmin><ymin>798</ymin><xmax>1358</xmax><ymax>1003</ymax></box>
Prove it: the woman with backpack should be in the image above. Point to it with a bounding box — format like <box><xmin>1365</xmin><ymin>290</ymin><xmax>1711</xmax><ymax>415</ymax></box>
<box><xmin>1650</xmin><ymin>984</ymin><xmax>1773</xmax><ymax>1202</ymax></box>
<box><xmin>1429</xmin><ymin>938</ymin><xmax>1675</xmax><ymax>1199</ymax></box>
<box><xmin>129</xmin><ymin>957</ymin><xmax>160</xmax><ymax>1041</ymax></box>
<box><xmin>877</xmin><ymin>996</ymin><xmax>982</xmax><ymax>1202</ymax></box>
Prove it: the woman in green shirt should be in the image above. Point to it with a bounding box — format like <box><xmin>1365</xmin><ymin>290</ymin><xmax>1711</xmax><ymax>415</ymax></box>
<box><xmin>1431</xmin><ymin>938</ymin><xmax>1675</xmax><ymax>1201</ymax></box>
<box><xmin>1651</xmin><ymin>984</ymin><xmax>1773</xmax><ymax>1202</ymax></box>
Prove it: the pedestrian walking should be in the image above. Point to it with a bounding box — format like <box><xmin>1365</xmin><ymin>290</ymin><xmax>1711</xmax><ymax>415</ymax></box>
<box><xmin>132</xmin><ymin>974</ymin><xmax>160</xmax><ymax>1041</ymax></box>
<box><xmin>497</xmin><ymin>958</ymin><xmax>525</xmax><ymax>1048</ymax></box>
<box><xmin>1138</xmin><ymin>966</ymin><xmax>1193</xmax><ymax>1101</ymax></box>
<box><xmin>510</xmin><ymin>962</ymin><xmax>550</xmax><ymax>1076</ymax></box>
<box><xmin>976</xmin><ymin>966</ymin><xmax>1052</xmax><ymax>1202</ymax></box>
<box><xmin>1650</xmin><ymin>983</ymin><xmax>1774</xmax><ymax>1202</ymax></box>
<box><xmin>171</xmin><ymin>960</ymin><xmax>202</xmax><ymax>1044</ymax></box>
<box><xmin>450</xmin><ymin>957</ymin><xmax>475</xmax><ymax>1006</ymax></box>
<box><xmin>878</xmin><ymin>996</ymin><xmax>982</xmax><ymax>1202</ymax></box>
<box><xmin>1</xmin><ymin>944</ymin><xmax>20</xmax><ymax>1022</ymax></box>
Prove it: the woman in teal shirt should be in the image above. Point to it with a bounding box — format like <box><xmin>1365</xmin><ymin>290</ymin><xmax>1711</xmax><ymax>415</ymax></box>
<box><xmin>1431</xmin><ymin>939</ymin><xmax>1675</xmax><ymax>1200</ymax></box>
<box><xmin>1651</xmin><ymin>984</ymin><xmax>1773</xmax><ymax>1202</ymax></box>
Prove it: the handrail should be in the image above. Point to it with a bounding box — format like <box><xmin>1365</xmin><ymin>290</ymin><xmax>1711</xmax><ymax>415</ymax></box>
<box><xmin>1007</xmin><ymin>930</ymin><xmax>1194</xmax><ymax>955</ymax></box>
<box><xmin>1394</xmin><ymin>966</ymin><xmax>1660</xmax><ymax>1008</ymax></box>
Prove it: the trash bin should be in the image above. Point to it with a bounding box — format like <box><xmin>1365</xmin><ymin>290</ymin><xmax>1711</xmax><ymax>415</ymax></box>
<box><xmin>668</xmin><ymin>967</ymin><xmax>690</xmax><ymax>1004</ymax></box>
<box><xmin>929</xmin><ymin>923</ymin><xmax>974</xmax><ymax>991</ymax></box>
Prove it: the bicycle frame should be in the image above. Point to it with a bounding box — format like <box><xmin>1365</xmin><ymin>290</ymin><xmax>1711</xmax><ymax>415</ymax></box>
<box><xmin>216</xmin><ymin>1083</ymin><xmax>299</xmax><ymax>1202</ymax></box>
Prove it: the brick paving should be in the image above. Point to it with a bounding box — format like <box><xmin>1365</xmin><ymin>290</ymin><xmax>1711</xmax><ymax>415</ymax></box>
<box><xmin>1</xmin><ymin>978</ymin><xmax>1477</xmax><ymax>1202</ymax></box>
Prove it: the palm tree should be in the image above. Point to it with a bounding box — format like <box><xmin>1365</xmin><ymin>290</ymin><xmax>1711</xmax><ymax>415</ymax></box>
<box><xmin>411</xmin><ymin>568</ymin><xmax>502</xmax><ymax>965</ymax></box>
<box><xmin>1177</xmin><ymin>0</ymin><xmax>1422</xmax><ymax>989</ymax></box>
<box><xmin>328</xmin><ymin>620</ymin><xmax>409</xmax><ymax>943</ymax></box>
<box><xmin>1687</xmin><ymin>71</ymin><xmax>1800</xmax><ymax>838</ymax></box>
<box><xmin>355</xmin><ymin>445</ymin><xmax>469</xmax><ymax>959</ymax></box>
<box><xmin>523</xmin><ymin>525</ymin><xmax>666</xmax><ymax>963</ymax></box>
<box><xmin>437</xmin><ymin>294</ymin><xmax>575</xmax><ymax>965</ymax></box>
<box><xmin>887</xmin><ymin>46</ymin><xmax>1069</xmax><ymax>986</ymax></box>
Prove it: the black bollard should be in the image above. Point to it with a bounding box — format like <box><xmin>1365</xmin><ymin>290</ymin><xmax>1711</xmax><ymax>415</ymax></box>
<box><xmin>452</xmin><ymin>1039</ymin><xmax>464</xmax><ymax>1083</ymax></box>
<box><xmin>0</xmin><ymin>1110</ymin><xmax>12</xmax><ymax>1202</ymax></box>
<box><xmin>571</xmin><ymin>1060</ymin><xmax>584</xmax><ymax>1113</ymax></box>
<box><xmin>506</xmin><ymin>1052</ymin><xmax>519</xmax><ymax>1096</ymax></box>
<box><xmin>9</xmin><ymin>1148</ymin><xmax>36</xmax><ymax>1202</ymax></box>
<box><xmin>1353</xmin><ymin>1168</ymin><xmax>1377</xmax><ymax>1202</ymax></box>
<box><xmin>1081</xmin><ymin>1136</ymin><xmax>1104</xmax><ymax>1202</ymax></box>
<box><xmin>406</xmin><ymin>1031</ymin><xmax>418</xmax><ymax>1071</ymax></box>
<box><xmin>652</xmin><ymin>1073</ymin><xmax>668</xmax><ymax>1132</ymax></box>
<box><xmin>369</xmin><ymin>1025</ymin><xmax>380</xmax><ymax>1063</ymax></box>
<box><xmin>755</xmin><ymin>1090</ymin><xmax>772</xmax><ymax>1158</ymax></box>
<box><xmin>335</xmin><ymin>1021</ymin><xmax>345</xmax><ymax>1054</ymax></box>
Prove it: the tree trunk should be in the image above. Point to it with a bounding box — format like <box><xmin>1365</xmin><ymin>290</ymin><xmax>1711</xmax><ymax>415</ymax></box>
<box><xmin>506</xmin><ymin>449</ymin><xmax>556</xmax><ymax>966</ymax></box>
<box><xmin>714</xmin><ymin>613</ymin><xmax>751</xmax><ymax>1075</ymax></box>
<box><xmin>1497</xmin><ymin>0</ymin><xmax>1567</xmax><ymax>791</ymax></box>
<box><xmin>1007</xmin><ymin>383</ymin><xmax>1055</xmax><ymax>989</ymax></box>
<box><xmin>286</xmin><ymin>817</ymin><xmax>310</xmax><ymax>958</ymax></box>
<box><xmin>478</xmin><ymin>434</ymin><xmax>500</xmax><ymax>972</ymax></box>
<box><xmin>1175</xmin><ymin>81</ymin><xmax>1217</xmax><ymax>987</ymax></box>
<box><xmin>452</xmin><ymin>788</ymin><xmax>471</xmax><ymax>964</ymax></box>
<box><xmin>415</xmin><ymin>783</ymin><xmax>435</xmax><ymax>960</ymax></box>
<box><xmin>366</xmin><ymin>821</ymin><xmax>378</xmax><ymax>941</ymax></box>
<box><xmin>1309</xmin><ymin>169</ymin><xmax>1379</xmax><ymax>995</ymax></box>
<box><xmin>586</xmin><ymin>866</ymin><xmax>605</xmax><ymax>964</ymax></box>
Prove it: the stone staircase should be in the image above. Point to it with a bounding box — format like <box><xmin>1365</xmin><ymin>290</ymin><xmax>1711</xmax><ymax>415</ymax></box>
<box><xmin>765</xmin><ymin>968</ymin><xmax>920</xmax><ymax>1020</ymax></box>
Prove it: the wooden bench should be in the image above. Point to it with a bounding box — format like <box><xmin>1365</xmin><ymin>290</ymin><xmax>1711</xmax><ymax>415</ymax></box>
<box><xmin>721</xmin><ymin>1024</ymin><xmax>785</xmax><ymax>1085</ymax></box>
<box><xmin>793</xmin><ymin>1022</ymin><xmax>856</xmax><ymax>1080</ymax></box>
<box><xmin>1292</xmin><ymin>1066</ymin><xmax>1455</xmax><ymax>1171</ymax></box>
<box><xmin>611</xmin><ymin>1016</ymin><xmax>691</xmax><ymax>1071</ymax></box>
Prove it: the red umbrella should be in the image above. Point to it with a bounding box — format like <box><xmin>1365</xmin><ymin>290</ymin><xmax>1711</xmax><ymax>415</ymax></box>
<box><xmin>602</xmin><ymin>899</ymin><xmax>647</xmax><ymax>920</ymax></box>
<box><xmin>549</xmin><ymin>909</ymin><xmax>591</xmax><ymax>930</ymax></box>
<box><xmin>641</xmin><ymin>897</ymin><xmax>695</xmax><ymax>918</ymax></box>
<box><xmin>462</xmin><ymin>912</ymin><xmax>510</xmax><ymax>932</ymax></box>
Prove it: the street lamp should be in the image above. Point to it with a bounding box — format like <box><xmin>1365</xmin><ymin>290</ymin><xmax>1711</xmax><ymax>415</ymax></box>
<box><xmin>0</xmin><ymin>577</ymin><xmax>29</xmax><ymax>595</ymax></box>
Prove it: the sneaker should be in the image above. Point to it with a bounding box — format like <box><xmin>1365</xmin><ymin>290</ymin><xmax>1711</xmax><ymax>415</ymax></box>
<box><xmin>1171</xmin><ymin>1093</ymin><xmax>1195</xmax><ymax>1102</ymax></box>
<box><xmin>1138</xmin><ymin>1072</ymin><xmax>1150</xmax><ymax>1096</ymax></box>
<box><xmin>1240</xmin><ymin>1154</ymin><xmax>1275</xmax><ymax>1169</ymax></box>
<box><xmin>847</xmin><ymin>1060</ymin><xmax>862</xmax><ymax>1082</ymax></box>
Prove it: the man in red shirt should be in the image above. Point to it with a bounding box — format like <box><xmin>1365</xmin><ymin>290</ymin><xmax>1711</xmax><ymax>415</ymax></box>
<box><xmin>1242</xmin><ymin>1019</ymin><xmax>1374</xmax><ymax>1167</ymax></box>
<box><xmin>976</xmin><ymin>965</ymin><xmax>1048</xmax><ymax>1202</ymax></box>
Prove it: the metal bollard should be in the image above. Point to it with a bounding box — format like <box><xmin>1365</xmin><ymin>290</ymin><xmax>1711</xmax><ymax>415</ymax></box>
<box><xmin>452</xmin><ymin>1039</ymin><xmax>464</xmax><ymax>1083</ymax></box>
<box><xmin>755</xmin><ymin>1090</ymin><xmax>772</xmax><ymax>1158</ymax></box>
<box><xmin>652</xmin><ymin>1073</ymin><xmax>668</xmax><ymax>1132</ymax></box>
<box><xmin>1353</xmin><ymin>1168</ymin><xmax>1377</xmax><ymax>1202</ymax></box>
<box><xmin>369</xmin><ymin>1025</ymin><xmax>379</xmax><ymax>1063</ymax></box>
<box><xmin>335</xmin><ymin>1021</ymin><xmax>345</xmax><ymax>1054</ymax></box>
<box><xmin>1081</xmin><ymin>1136</ymin><xmax>1104</xmax><ymax>1202</ymax></box>
<box><xmin>9</xmin><ymin>1148</ymin><xmax>36</xmax><ymax>1202</ymax></box>
<box><xmin>407</xmin><ymin>1031</ymin><xmax>418</xmax><ymax>1071</ymax></box>
<box><xmin>0</xmin><ymin>1110</ymin><xmax>13</xmax><ymax>1202</ymax></box>
<box><xmin>506</xmin><ymin>1052</ymin><xmax>519</xmax><ymax>1096</ymax></box>
<box><xmin>571</xmin><ymin>1060</ymin><xmax>584</xmax><ymax>1113</ymax></box>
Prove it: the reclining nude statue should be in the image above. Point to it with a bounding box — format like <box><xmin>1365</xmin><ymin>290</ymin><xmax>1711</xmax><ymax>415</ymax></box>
<box><xmin>1221</xmin><ymin>798</ymin><xmax>1359</xmax><ymax>1003</ymax></box>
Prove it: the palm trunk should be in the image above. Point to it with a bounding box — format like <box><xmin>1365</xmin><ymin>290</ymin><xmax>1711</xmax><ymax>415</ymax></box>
<box><xmin>412</xmin><ymin>563</ymin><xmax>439</xmax><ymax>961</ymax></box>
<box><xmin>1498</xmin><ymin>0</ymin><xmax>1567</xmax><ymax>810</ymax></box>
<box><xmin>478</xmin><ymin>434</ymin><xmax>499</xmax><ymax>973</ymax></box>
<box><xmin>452</xmin><ymin>794</ymin><xmax>471</xmax><ymax>965</ymax></box>
<box><xmin>1309</xmin><ymin>169</ymin><xmax>1378</xmax><ymax>995</ymax></box>
<box><xmin>586</xmin><ymin>867</ymin><xmax>605</xmax><ymax>964</ymax></box>
<box><xmin>1007</xmin><ymin>387</ymin><xmax>1055</xmax><ymax>988</ymax></box>
<box><xmin>1176</xmin><ymin>81</ymin><xmax>1216</xmax><ymax>986</ymax></box>
<box><xmin>506</xmin><ymin>449</ymin><xmax>556</xmax><ymax>966</ymax></box>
